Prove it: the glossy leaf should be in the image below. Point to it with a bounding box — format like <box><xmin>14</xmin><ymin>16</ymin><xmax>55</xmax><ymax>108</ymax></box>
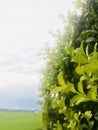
<box><xmin>57</xmin><ymin>72</ymin><xmax>65</xmax><ymax>86</ymax></box>
<box><xmin>87</xmin><ymin>87</ymin><xmax>97</xmax><ymax>100</ymax></box>
<box><xmin>70</xmin><ymin>95</ymin><xmax>90</xmax><ymax>107</ymax></box>
<box><xmin>86</xmin><ymin>37</ymin><xmax>95</xmax><ymax>43</ymax></box>
<box><xmin>78</xmin><ymin>81</ymin><xmax>84</xmax><ymax>93</ymax></box>
<box><xmin>72</xmin><ymin>44</ymin><xmax>88</xmax><ymax>64</ymax></box>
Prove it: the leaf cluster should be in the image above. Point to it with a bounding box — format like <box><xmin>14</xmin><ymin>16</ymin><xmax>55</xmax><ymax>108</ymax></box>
<box><xmin>39</xmin><ymin>0</ymin><xmax>98</xmax><ymax>129</ymax></box>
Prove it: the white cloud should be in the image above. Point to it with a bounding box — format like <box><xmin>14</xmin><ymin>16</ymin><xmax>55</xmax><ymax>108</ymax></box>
<box><xmin>0</xmin><ymin>0</ymin><xmax>74</xmax><ymax>109</ymax></box>
<box><xmin>0</xmin><ymin>72</ymin><xmax>39</xmax><ymax>88</ymax></box>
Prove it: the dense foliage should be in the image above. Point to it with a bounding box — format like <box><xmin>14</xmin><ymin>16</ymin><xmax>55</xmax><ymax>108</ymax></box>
<box><xmin>40</xmin><ymin>0</ymin><xmax>98</xmax><ymax>129</ymax></box>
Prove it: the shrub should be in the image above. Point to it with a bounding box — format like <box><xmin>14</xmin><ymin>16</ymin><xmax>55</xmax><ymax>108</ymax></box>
<box><xmin>40</xmin><ymin>0</ymin><xmax>98</xmax><ymax>129</ymax></box>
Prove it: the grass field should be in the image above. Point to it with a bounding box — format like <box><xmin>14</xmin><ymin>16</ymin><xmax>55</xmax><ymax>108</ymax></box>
<box><xmin>0</xmin><ymin>111</ymin><xmax>42</xmax><ymax>130</ymax></box>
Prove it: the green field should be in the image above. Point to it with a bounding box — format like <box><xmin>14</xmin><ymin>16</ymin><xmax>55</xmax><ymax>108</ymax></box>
<box><xmin>0</xmin><ymin>111</ymin><xmax>42</xmax><ymax>130</ymax></box>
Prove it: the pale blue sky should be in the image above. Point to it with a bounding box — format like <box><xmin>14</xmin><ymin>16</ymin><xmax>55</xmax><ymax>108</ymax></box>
<box><xmin>0</xmin><ymin>0</ymin><xmax>74</xmax><ymax>110</ymax></box>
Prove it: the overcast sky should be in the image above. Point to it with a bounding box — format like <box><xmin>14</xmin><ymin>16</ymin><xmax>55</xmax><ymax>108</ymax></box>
<box><xmin>0</xmin><ymin>0</ymin><xmax>74</xmax><ymax>110</ymax></box>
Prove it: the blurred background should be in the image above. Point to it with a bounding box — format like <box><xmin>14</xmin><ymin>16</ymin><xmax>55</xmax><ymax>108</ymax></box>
<box><xmin>0</xmin><ymin>0</ymin><xmax>74</xmax><ymax>111</ymax></box>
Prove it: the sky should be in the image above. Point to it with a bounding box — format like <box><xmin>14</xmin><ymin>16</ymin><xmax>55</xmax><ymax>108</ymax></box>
<box><xmin>0</xmin><ymin>0</ymin><xmax>74</xmax><ymax>110</ymax></box>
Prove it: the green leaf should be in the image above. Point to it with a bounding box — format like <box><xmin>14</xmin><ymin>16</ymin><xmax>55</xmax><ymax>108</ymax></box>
<box><xmin>70</xmin><ymin>95</ymin><xmax>81</xmax><ymax>106</ymax></box>
<box><xmin>94</xmin><ymin>112</ymin><xmax>98</xmax><ymax>120</ymax></box>
<box><xmin>57</xmin><ymin>121</ymin><xmax>63</xmax><ymax>130</ymax></box>
<box><xmin>57</xmin><ymin>72</ymin><xmax>65</xmax><ymax>86</ymax></box>
<box><xmin>86</xmin><ymin>37</ymin><xmax>95</xmax><ymax>43</ymax></box>
<box><xmin>74</xmin><ymin>113</ymin><xmax>79</xmax><ymax>121</ymax></box>
<box><xmin>88</xmin><ymin>52</ymin><xmax>98</xmax><ymax>63</ymax></box>
<box><xmin>87</xmin><ymin>87</ymin><xmax>97</xmax><ymax>100</ymax></box>
<box><xmin>51</xmin><ymin>83</ymin><xmax>77</xmax><ymax>95</ymax></box>
<box><xmin>94</xmin><ymin>43</ymin><xmax>98</xmax><ymax>52</ymax></box>
<box><xmin>72</xmin><ymin>44</ymin><xmax>88</xmax><ymax>64</ymax></box>
<box><xmin>64</xmin><ymin>83</ymin><xmax>77</xmax><ymax>93</ymax></box>
<box><xmin>85</xmin><ymin>30</ymin><xmax>97</xmax><ymax>33</ymax></box>
<box><xmin>78</xmin><ymin>81</ymin><xmax>84</xmax><ymax>93</ymax></box>
<box><xmin>51</xmin><ymin>86</ymin><xmax>65</xmax><ymax>94</ymax></box>
<box><xmin>76</xmin><ymin>65</ymin><xmax>84</xmax><ymax>74</ymax></box>
<box><xmin>70</xmin><ymin>47</ymin><xmax>74</xmax><ymax>57</ymax></box>
<box><xmin>84</xmin><ymin>111</ymin><xmax>92</xmax><ymax>120</ymax></box>
<box><xmin>65</xmin><ymin>43</ymin><xmax>74</xmax><ymax>56</ymax></box>
<box><xmin>53</xmin><ymin>61</ymin><xmax>59</xmax><ymax>67</ymax></box>
<box><xmin>75</xmin><ymin>97</ymin><xmax>90</xmax><ymax>105</ymax></box>
<box><xmin>76</xmin><ymin>62</ymin><xmax>98</xmax><ymax>75</ymax></box>
<box><xmin>70</xmin><ymin>95</ymin><xmax>90</xmax><ymax>107</ymax></box>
